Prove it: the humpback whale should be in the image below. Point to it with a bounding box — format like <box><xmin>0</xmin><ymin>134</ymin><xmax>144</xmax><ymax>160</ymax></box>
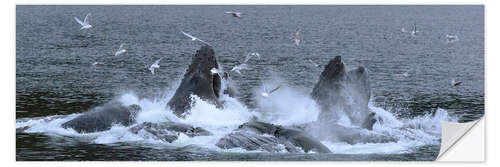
<box><xmin>310</xmin><ymin>56</ymin><xmax>375</xmax><ymax>129</ymax></box>
<box><xmin>61</xmin><ymin>103</ymin><xmax>141</xmax><ymax>133</ymax></box>
<box><xmin>216</xmin><ymin>121</ymin><xmax>332</xmax><ymax>153</ymax></box>
<box><xmin>129</xmin><ymin>122</ymin><xmax>212</xmax><ymax>143</ymax></box>
<box><xmin>167</xmin><ymin>45</ymin><xmax>224</xmax><ymax>117</ymax></box>
<box><xmin>55</xmin><ymin>47</ymin><xmax>392</xmax><ymax>153</ymax></box>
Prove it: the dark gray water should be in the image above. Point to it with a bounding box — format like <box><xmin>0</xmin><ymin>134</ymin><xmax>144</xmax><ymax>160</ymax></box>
<box><xmin>16</xmin><ymin>5</ymin><xmax>484</xmax><ymax>161</ymax></box>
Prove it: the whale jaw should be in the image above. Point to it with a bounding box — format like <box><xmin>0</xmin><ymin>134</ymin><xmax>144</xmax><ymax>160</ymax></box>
<box><xmin>311</xmin><ymin>56</ymin><xmax>374</xmax><ymax>128</ymax></box>
<box><xmin>167</xmin><ymin>45</ymin><xmax>223</xmax><ymax>118</ymax></box>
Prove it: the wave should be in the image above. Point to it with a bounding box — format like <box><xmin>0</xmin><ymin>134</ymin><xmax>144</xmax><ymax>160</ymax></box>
<box><xmin>16</xmin><ymin>84</ymin><xmax>458</xmax><ymax>154</ymax></box>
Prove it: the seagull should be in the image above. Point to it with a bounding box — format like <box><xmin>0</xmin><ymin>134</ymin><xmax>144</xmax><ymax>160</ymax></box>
<box><xmin>181</xmin><ymin>31</ymin><xmax>211</xmax><ymax>46</ymax></box>
<box><xmin>114</xmin><ymin>43</ymin><xmax>126</xmax><ymax>56</ymax></box>
<box><xmin>295</xmin><ymin>30</ymin><xmax>301</xmax><ymax>46</ymax></box>
<box><xmin>231</xmin><ymin>63</ymin><xmax>248</xmax><ymax>74</ymax></box>
<box><xmin>244</xmin><ymin>52</ymin><xmax>261</xmax><ymax>63</ymax></box>
<box><xmin>210</xmin><ymin>68</ymin><xmax>220</xmax><ymax>75</ymax></box>
<box><xmin>307</xmin><ymin>59</ymin><xmax>319</xmax><ymax>68</ymax></box>
<box><xmin>398</xmin><ymin>69</ymin><xmax>411</xmax><ymax>77</ymax></box>
<box><xmin>92</xmin><ymin>61</ymin><xmax>103</xmax><ymax>66</ymax></box>
<box><xmin>74</xmin><ymin>13</ymin><xmax>92</xmax><ymax>30</ymax></box>
<box><xmin>445</xmin><ymin>34</ymin><xmax>459</xmax><ymax>43</ymax></box>
<box><xmin>261</xmin><ymin>85</ymin><xmax>281</xmax><ymax>97</ymax></box>
<box><xmin>149</xmin><ymin>58</ymin><xmax>163</xmax><ymax>75</ymax></box>
<box><xmin>225</xmin><ymin>11</ymin><xmax>242</xmax><ymax>18</ymax></box>
<box><xmin>411</xmin><ymin>23</ymin><xmax>419</xmax><ymax>36</ymax></box>
<box><xmin>451</xmin><ymin>79</ymin><xmax>462</xmax><ymax>87</ymax></box>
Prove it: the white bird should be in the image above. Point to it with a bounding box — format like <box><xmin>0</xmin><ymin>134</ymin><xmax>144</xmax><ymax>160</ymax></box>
<box><xmin>445</xmin><ymin>34</ymin><xmax>459</xmax><ymax>43</ymax></box>
<box><xmin>307</xmin><ymin>59</ymin><xmax>319</xmax><ymax>68</ymax></box>
<box><xmin>231</xmin><ymin>63</ymin><xmax>248</xmax><ymax>74</ymax></box>
<box><xmin>244</xmin><ymin>52</ymin><xmax>261</xmax><ymax>63</ymax></box>
<box><xmin>181</xmin><ymin>31</ymin><xmax>211</xmax><ymax>46</ymax></box>
<box><xmin>261</xmin><ymin>85</ymin><xmax>281</xmax><ymax>97</ymax></box>
<box><xmin>74</xmin><ymin>13</ymin><xmax>92</xmax><ymax>30</ymax></box>
<box><xmin>295</xmin><ymin>30</ymin><xmax>301</xmax><ymax>46</ymax></box>
<box><xmin>114</xmin><ymin>43</ymin><xmax>126</xmax><ymax>56</ymax></box>
<box><xmin>210</xmin><ymin>68</ymin><xmax>220</xmax><ymax>75</ymax></box>
<box><xmin>451</xmin><ymin>79</ymin><xmax>462</xmax><ymax>87</ymax></box>
<box><xmin>396</xmin><ymin>69</ymin><xmax>411</xmax><ymax>77</ymax></box>
<box><xmin>149</xmin><ymin>58</ymin><xmax>163</xmax><ymax>75</ymax></box>
<box><xmin>92</xmin><ymin>61</ymin><xmax>103</xmax><ymax>66</ymax></box>
<box><xmin>411</xmin><ymin>23</ymin><xmax>419</xmax><ymax>36</ymax></box>
<box><xmin>225</xmin><ymin>11</ymin><xmax>242</xmax><ymax>18</ymax></box>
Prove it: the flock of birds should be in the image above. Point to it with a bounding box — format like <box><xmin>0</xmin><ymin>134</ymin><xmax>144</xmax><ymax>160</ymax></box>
<box><xmin>73</xmin><ymin>11</ymin><xmax>285</xmax><ymax>97</ymax></box>
<box><xmin>399</xmin><ymin>23</ymin><xmax>463</xmax><ymax>87</ymax></box>
<box><xmin>73</xmin><ymin>10</ymin><xmax>463</xmax><ymax>99</ymax></box>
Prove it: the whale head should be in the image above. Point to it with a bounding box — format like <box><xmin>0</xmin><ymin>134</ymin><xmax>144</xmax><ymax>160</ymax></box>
<box><xmin>167</xmin><ymin>45</ymin><xmax>223</xmax><ymax>118</ymax></box>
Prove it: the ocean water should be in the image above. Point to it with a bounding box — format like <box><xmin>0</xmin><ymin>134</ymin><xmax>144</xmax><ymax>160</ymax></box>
<box><xmin>16</xmin><ymin>5</ymin><xmax>484</xmax><ymax>161</ymax></box>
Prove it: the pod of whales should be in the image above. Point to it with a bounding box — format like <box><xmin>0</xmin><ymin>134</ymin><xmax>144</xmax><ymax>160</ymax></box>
<box><xmin>56</xmin><ymin>45</ymin><xmax>390</xmax><ymax>153</ymax></box>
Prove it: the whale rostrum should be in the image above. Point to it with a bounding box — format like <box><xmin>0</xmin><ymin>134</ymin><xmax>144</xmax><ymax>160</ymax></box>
<box><xmin>167</xmin><ymin>45</ymin><xmax>224</xmax><ymax>118</ymax></box>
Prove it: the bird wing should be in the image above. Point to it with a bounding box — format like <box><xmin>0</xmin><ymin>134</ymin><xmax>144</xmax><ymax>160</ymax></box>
<box><xmin>154</xmin><ymin>58</ymin><xmax>162</xmax><ymax>65</ymax></box>
<box><xmin>182</xmin><ymin>31</ymin><xmax>195</xmax><ymax>40</ymax></box>
<box><xmin>74</xmin><ymin>17</ymin><xmax>84</xmax><ymax>26</ymax></box>
<box><xmin>244</xmin><ymin>53</ymin><xmax>252</xmax><ymax>63</ymax></box>
<box><xmin>269</xmin><ymin>85</ymin><xmax>281</xmax><ymax>94</ymax></box>
<box><xmin>239</xmin><ymin>63</ymin><xmax>248</xmax><ymax>69</ymax></box>
<box><xmin>196</xmin><ymin>38</ymin><xmax>211</xmax><ymax>46</ymax></box>
<box><xmin>118</xmin><ymin>43</ymin><xmax>124</xmax><ymax>51</ymax></box>
<box><xmin>308</xmin><ymin>59</ymin><xmax>318</xmax><ymax>67</ymax></box>
<box><xmin>83</xmin><ymin>13</ymin><xmax>91</xmax><ymax>25</ymax></box>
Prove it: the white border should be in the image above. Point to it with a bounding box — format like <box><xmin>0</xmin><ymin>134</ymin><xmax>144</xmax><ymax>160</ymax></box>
<box><xmin>3</xmin><ymin>0</ymin><xmax>495</xmax><ymax>167</ymax></box>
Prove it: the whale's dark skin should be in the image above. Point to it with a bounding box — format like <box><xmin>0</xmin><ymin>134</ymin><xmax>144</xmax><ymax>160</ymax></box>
<box><xmin>167</xmin><ymin>45</ymin><xmax>223</xmax><ymax>118</ymax></box>
<box><xmin>129</xmin><ymin>122</ymin><xmax>212</xmax><ymax>143</ymax></box>
<box><xmin>311</xmin><ymin>56</ymin><xmax>376</xmax><ymax>129</ymax></box>
<box><xmin>61</xmin><ymin>103</ymin><xmax>141</xmax><ymax>133</ymax></box>
<box><xmin>216</xmin><ymin>121</ymin><xmax>332</xmax><ymax>153</ymax></box>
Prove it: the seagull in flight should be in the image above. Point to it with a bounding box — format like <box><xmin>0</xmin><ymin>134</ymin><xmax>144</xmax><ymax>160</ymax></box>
<box><xmin>395</xmin><ymin>69</ymin><xmax>411</xmax><ymax>77</ymax></box>
<box><xmin>295</xmin><ymin>30</ymin><xmax>301</xmax><ymax>46</ymax></box>
<box><xmin>225</xmin><ymin>11</ymin><xmax>242</xmax><ymax>18</ymax></box>
<box><xmin>411</xmin><ymin>23</ymin><xmax>419</xmax><ymax>36</ymax></box>
<box><xmin>307</xmin><ymin>59</ymin><xmax>319</xmax><ymax>68</ymax></box>
<box><xmin>261</xmin><ymin>85</ymin><xmax>281</xmax><ymax>97</ymax></box>
<box><xmin>74</xmin><ymin>13</ymin><xmax>92</xmax><ymax>30</ymax></box>
<box><xmin>230</xmin><ymin>63</ymin><xmax>248</xmax><ymax>74</ymax></box>
<box><xmin>244</xmin><ymin>52</ymin><xmax>261</xmax><ymax>63</ymax></box>
<box><xmin>401</xmin><ymin>27</ymin><xmax>407</xmax><ymax>33</ymax></box>
<box><xmin>181</xmin><ymin>31</ymin><xmax>211</xmax><ymax>46</ymax></box>
<box><xmin>114</xmin><ymin>43</ymin><xmax>126</xmax><ymax>56</ymax></box>
<box><xmin>210</xmin><ymin>68</ymin><xmax>220</xmax><ymax>75</ymax></box>
<box><xmin>445</xmin><ymin>34</ymin><xmax>459</xmax><ymax>43</ymax></box>
<box><xmin>451</xmin><ymin>79</ymin><xmax>462</xmax><ymax>87</ymax></box>
<box><xmin>149</xmin><ymin>58</ymin><xmax>163</xmax><ymax>75</ymax></box>
<box><xmin>92</xmin><ymin>61</ymin><xmax>103</xmax><ymax>66</ymax></box>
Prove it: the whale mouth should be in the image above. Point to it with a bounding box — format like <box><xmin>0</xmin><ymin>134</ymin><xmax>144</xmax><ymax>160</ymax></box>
<box><xmin>212</xmin><ymin>72</ymin><xmax>222</xmax><ymax>99</ymax></box>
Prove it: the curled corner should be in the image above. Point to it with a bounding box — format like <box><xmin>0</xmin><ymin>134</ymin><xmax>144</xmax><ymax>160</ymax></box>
<box><xmin>437</xmin><ymin>117</ymin><xmax>484</xmax><ymax>161</ymax></box>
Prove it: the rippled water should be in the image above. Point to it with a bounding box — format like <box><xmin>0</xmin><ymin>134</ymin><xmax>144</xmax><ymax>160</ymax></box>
<box><xmin>16</xmin><ymin>5</ymin><xmax>484</xmax><ymax>161</ymax></box>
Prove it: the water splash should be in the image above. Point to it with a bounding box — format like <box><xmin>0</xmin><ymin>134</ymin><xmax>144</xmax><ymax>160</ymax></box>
<box><xmin>16</xmin><ymin>85</ymin><xmax>458</xmax><ymax>154</ymax></box>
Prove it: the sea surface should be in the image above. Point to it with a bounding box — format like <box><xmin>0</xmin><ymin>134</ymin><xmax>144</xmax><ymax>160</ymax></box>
<box><xmin>16</xmin><ymin>5</ymin><xmax>484</xmax><ymax>161</ymax></box>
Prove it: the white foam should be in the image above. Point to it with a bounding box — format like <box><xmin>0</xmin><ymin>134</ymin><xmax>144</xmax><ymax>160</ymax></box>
<box><xmin>255</xmin><ymin>85</ymin><xmax>320</xmax><ymax>125</ymax></box>
<box><xmin>16</xmin><ymin>85</ymin><xmax>459</xmax><ymax>154</ymax></box>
